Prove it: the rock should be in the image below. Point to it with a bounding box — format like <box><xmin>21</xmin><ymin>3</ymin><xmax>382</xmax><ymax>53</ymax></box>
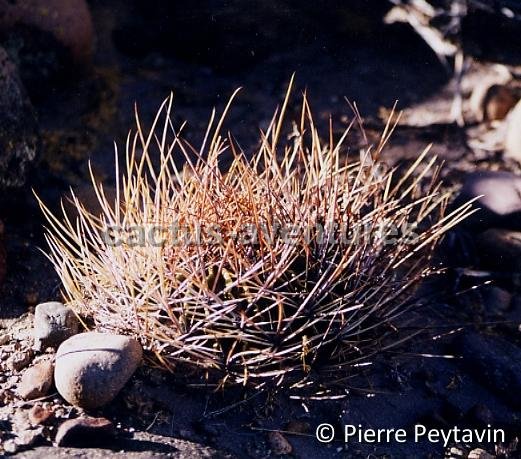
<box><xmin>476</xmin><ymin>228</ymin><xmax>521</xmax><ymax>272</ymax></box>
<box><xmin>55</xmin><ymin>417</ymin><xmax>115</xmax><ymax>447</ymax></box>
<box><xmin>17</xmin><ymin>360</ymin><xmax>54</xmax><ymax>400</ymax></box>
<box><xmin>458</xmin><ymin>332</ymin><xmax>521</xmax><ymax>408</ymax></box>
<box><xmin>0</xmin><ymin>46</ymin><xmax>38</xmax><ymax>188</ymax></box>
<box><xmin>28</xmin><ymin>405</ymin><xmax>54</xmax><ymax>425</ymax></box>
<box><xmin>465</xmin><ymin>403</ymin><xmax>494</xmax><ymax>427</ymax></box>
<box><xmin>505</xmin><ymin>99</ymin><xmax>521</xmax><ymax>162</ymax></box>
<box><xmin>441</xmin><ymin>369</ymin><xmax>513</xmax><ymax>428</ymax></box>
<box><xmin>0</xmin><ymin>0</ymin><xmax>94</xmax><ymax>65</ymax></box>
<box><xmin>454</xmin><ymin>171</ymin><xmax>521</xmax><ymax>230</ymax></box>
<box><xmin>285</xmin><ymin>420</ymin><xmax>310</xmax><ymax>434</ymax></box>
<box><xmin>13</xmin><ymin>427</ymin><xmax>44</xmax><ymax>449</ymax></box>
<box><xmin>14</xmin><ymin>426</ymin><xmax>44</xmax><ymax>449</ymax></box>
<box><xmin>0</xmin><ymin>333</ymin><xmax>9</xmax><ymax>346</ymax></box>
<box><xmin>9</xmin><ymin>349</ymin><xmax>34</xmax><ymax>371</ymax></box>
<box><xmin>469</xmin><ymin>67</ymin><xmax>511</xmax><ymax>121</ymax></box>
<box><xmin>470</xmin><ymin>80</ymin><xmax>518</xmax><ymax>122</ymax></box>
<box><xmin>0</xmin><ymin>387</ymin><xmax>15</xmax><ymax>406</ymax></box>
<box><xmin>484</xmin><ymin>86</ymin><xmax>518</xmax><ymax>121</ymax></box>
<box><xmin>480</xmin><ymin>286</ymin><xmax>512</xmax><ymax>314</ymax></box>
<box><xmin>0</xmin><ymin>0</ymin><xmax>93</xmax><ymax>98</ymax></box>
<box><xmin>33</xmin><ymin>301</ymin><xmax>80</xmax><ymax>351</ymax></box>
<box><xmin>468</xmin><ymin>449</ymin><xmax>495</xmax><ymax>459</ymax></box>
<box><xmin>267</xmin><ymin>431</ymin><xmax>292</xmax><ymax>455</ymax></box>
<box><xmin>2</xmin><ymin>440</ymin><xmax>17</xmax><ymax>454</ymax></box>
<box><xmin>55</xmin><ymin>332</ymin><xmax>142</xmax><ymax>409</ymax></box>
<box><xmin>449</xmin><ymin>446</ymin><xmax>466</xmax><ymax>458</ymax></box>
<box><xmin>25</xmin><ymin>291</ymin><xmax>39</xmax><ymax>306</ymax></box>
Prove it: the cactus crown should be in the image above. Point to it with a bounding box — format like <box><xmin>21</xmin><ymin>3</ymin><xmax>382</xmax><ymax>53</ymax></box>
<box><xmin>38</xmin><ymin>79</ymin><xmax>474</xmax><ymax>392</ymax></box>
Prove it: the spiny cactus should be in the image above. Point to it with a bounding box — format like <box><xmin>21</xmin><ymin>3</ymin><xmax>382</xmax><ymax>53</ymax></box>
<box><xmin>38</xmin><ymin>79</ymin><xmax>474</xmax><ymax>392</ymax></box>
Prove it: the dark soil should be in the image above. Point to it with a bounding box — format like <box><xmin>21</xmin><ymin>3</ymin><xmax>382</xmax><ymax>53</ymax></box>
<box><xmin>1</xmin><ymin>1</ymin><xmax>521</xmax><ymax>457</ymax></box>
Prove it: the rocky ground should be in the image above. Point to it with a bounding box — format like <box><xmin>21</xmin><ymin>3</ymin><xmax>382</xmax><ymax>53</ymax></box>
<box><xmin>1</xmin><ymin>1</ymin><xmax>521</xmax><ymax>457</ymax></box>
